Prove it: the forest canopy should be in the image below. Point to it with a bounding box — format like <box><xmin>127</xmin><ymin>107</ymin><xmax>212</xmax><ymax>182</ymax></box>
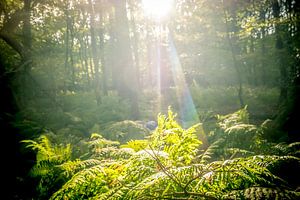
<box><xmin>0</xmin><ymin>0</ymin><xmax>299</xmax><ymax>199</ymax></box>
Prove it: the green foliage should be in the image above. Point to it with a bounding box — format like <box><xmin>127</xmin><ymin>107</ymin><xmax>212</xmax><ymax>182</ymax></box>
<box><xmin>22</xmin><ymin>108</ymin><xmax>300</xmax><ymax>200</ymax></box>
<box><xmin>120</xmin><ymin>139</ymin><xmax>149</xmax><ymax>152</ymax></box>
<box><xmin>22</xmin><ymin>135</ymin><xmax>71</xmax><ymax>165</ymax></box>
<box><xmin>149</xmin><ymin>107</ymin><xmax>202</xmax><ymax>166</ymax></box>
<box><xmin>223</xmin><ymin>187</ymin><xmax>300</xmax><ymax>200</ymax></box>
<box><xmin>50</xmin><ymin>162</ymin><xmax>125</xmax><ymax>200</ymax></box>
<box><xmin>196</xmin><ymin>139</ymin><xmax>224</xmax><ymax>164</ymax></box>
<box><xmin>21</xmin><ymin>135</ymin><xmax>72</xmax><ymax>198</ymax></box>
<box><xmin>87</xmin><ymin>133</ymin><xmax>134</xmax><ymax>160</ymax></box>
<box><xmin>125</xmin><ymin>155</ymin><xmax>300</xmax><ymax>200</ymax></box>
<box><xmin>217</xmin><ymin>106</ymin><xmax>249</xmax><ymax>130</ymax></box>
<box><xmin>102</xmin><ymin>120</ymin><xmax>150</xmax><ymax>143</ymax></box>
<box><xmin>206</xmin><ymin>107</ymin><xmax>259</xmax><ymax>160</ymax></box>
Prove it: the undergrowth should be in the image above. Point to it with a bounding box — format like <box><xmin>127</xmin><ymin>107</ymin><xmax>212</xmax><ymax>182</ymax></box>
<box><xmin>22</xmin><ymin>107</ymin><xmax>300</xmax><ymax>199</ymax></box>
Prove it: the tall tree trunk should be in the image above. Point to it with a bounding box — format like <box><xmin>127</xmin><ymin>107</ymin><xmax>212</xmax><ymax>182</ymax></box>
<box><xmin>272</xmin><ymin>0</ymin><xmax>288</xmax><ymax>102</ymax></box>
<box><xmin>128</xmin><ymin>2</ymin><xmax>141</xmax><ymax>91</ymax></box>
<box><xmin>146</xmin><ymin>22</ymin><xmax>153</xmax><ymax>89</ymax></box>
<box><xmin>23</xmin><ymin>0</ymin><xmax>31</xmax><ymax>62</ymax></box>
<box><xmin>222</xmin><ymin>3</ymin><xmax>244</xmax><ymax>108</ymax></box>
<box><xmin>260</xmin><ymin>7</ymin><xmax>267</xmax><ymax>85</ymax></box>
<box><xmin>69</xmin><ymin>17</ymin><xmax>75</xmax><ymax>89</ymax></box>
<box><xmin>112</xmin><ymin>0</ymin><xmax>139</xmax><ymax>119</ymax></box>
<box><xmin>21</xmin><ymin>0</ymin><xmax>32</xmax><ymax>102</ymax></box>
<box><xmin>89</xmin><ymin>0</ymin><xmax>101</xmax><ymax>104</ymax></box>
<box><xmin>108</xmin><ymin>12</ymin><xmax>117</xmax><ymax>90</ymax></box>
<box><xmin>99</xmin><ymin>10</ymin><xmax>108</xmax><ymax>95</ymax></box>
<box><xmin>249</xmin><ymin>35</ymin><xmax>257</xmax><ymax>86</ymax></box>
<box><xmin>85</xmin><ymin>35</ymin><xmax>95</xmax><ymax>80</ymax></box>
<box><xmin>64</xmin><ymin>6</ymin><xmax>70</xmax><ymax>93</ymax></box>
<box><xmin>79</xmin><ymin>38</ymin><xmax>91</xmax><ymax>90</ymax></box>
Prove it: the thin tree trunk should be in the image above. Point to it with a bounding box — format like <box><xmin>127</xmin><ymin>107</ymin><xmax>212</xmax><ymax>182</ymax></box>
<box><xmin>88</xmin><ymin>0</ymin><xmax>101</xmax><ymax>104</ymax></box>
<box><xmin>222</xmin><ymin>3</ymin><xmax>244</xmax><ymax>108</ymax></box>
<box><xmin>260</xmin><ymin>7</ymin><xmax>267</xmax><ymax>85</ymax></box>
<box><xmin>79</xmin><ymin>38</ymin><xmax>90</xmax><ymax>90</ymax></box>
<box><xmin>272</xmin><ymin>0</ymin><xmax>288</xmax><ymax>102</ymax></box>
<box><xmin>69</xmin><ymin>17</ymin><xmax>75</xmax><ymax>89</ymax></box>
<box><xmin>113</xmin><ymin>0</ymin><xmax>139</xmax><ymax>119</ymax></box>
<box><xmin>64</xmin><ymin>6</ymin><xmax>70</xmax><ymax>93</ymax></box>
<box><xmin>99</xmin><ymin>10</ymin><xmax>108</xmax><ymax>95</ymax></box>
<box><xmin>21</xmin><ymin>0</ymin><xmax>32</xmax><ymax>103</ymax></box>
<box><xmin>128</xmin><ymin>2</ymin><xmax>141</xmax><ymax>91</ymax></box>
<box><xmin>250</xmin><ymin>35</ymin><xmax>257</xmax><ymax>86</ymax></box>
<box><xmin>85</xmin><ymin>36</ymin><xmax>95</xmax><ymax>80</ymax></box>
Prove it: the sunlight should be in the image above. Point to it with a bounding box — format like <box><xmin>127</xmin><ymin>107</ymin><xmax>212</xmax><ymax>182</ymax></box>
<box><xmin>167</xmin><ymin>29</ymin><xmax>208</xmax><ymax>147</ymax></box>
<box><xmin>167</xmin><ymin>31</ymin><xmax>198</xmax><ymax>128</ymax></box>
<box><xmin>142</xmin><ymin>0</ymin><xmax>173</xmax><ymax>20</ymax></box>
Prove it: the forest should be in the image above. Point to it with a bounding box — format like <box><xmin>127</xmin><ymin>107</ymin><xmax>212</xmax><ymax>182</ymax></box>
<box><xmin>0</xmin><ymin>0</ymin><xmax>300</xmax><ymax>199</ymax></box>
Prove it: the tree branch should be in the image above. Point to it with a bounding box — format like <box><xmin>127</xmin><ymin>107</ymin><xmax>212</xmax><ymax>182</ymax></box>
<box><xmin>0</xmin><ymin>30</ymin><xmax>24</xmax><ymax>58</ymax></box>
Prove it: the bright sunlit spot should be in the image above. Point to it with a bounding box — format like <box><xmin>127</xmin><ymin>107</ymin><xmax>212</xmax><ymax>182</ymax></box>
<box><xmin>142</xmin><ymin>0</ymin><xmax>173</xmax><ymax>20</ymax></box>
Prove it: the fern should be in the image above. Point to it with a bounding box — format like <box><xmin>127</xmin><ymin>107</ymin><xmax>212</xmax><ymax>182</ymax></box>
<box><xmin>21</xmin><ymin>135</ymin><xmax>72</xmax><ymax>198</ymax></box>
<box><xmin>120</xmin><ymin>139</ymin><xmax>148</xmax><ymax>152</ymax></box>
<box><xmin>222</xmin><ymin>187</ymin><xmax>300</xmax><ymax>199</ymax></box>
<box><xmin>34</xmin><ymin>108</ymin><xmax>300</xmax><ymax>200</ymax></box>
<box><xmin>88</xmin><ymin>133</ymin><xmax>120</xmax><ymax>148</ymax></box>
<box><xmin>50</xmin><ymin>165</ymin><xmax>108</xmax><ymax>200</ymax></box>
<box><xmin>22</xmin><ymin>135</ymin><xmax>71</xmax><ymax>163</ymax></box>
<box><xmin>123</xmin><ymin>155</ymin><xmax>297</xmax><ymax>199</ymax></box>
<box><xmin>217</xmin><ymin>106</ymin><xmax>249</xmax><ymax>130</ymax></box>
<box><xmin>50</xmin><ymin>161</ymin><xmax>125</xmax><ymax>200</ymax></box>
<box><xmin>196</xmin><ymin>139</ymin><xmax>224</xmax><ymax>164</ymax></box>
<box><xmin>149</xmin><ymin>107</ymin><xmax>202</xmax><ymax>165</ymax></box>
<box><xmin>58</xmin><ymin>159</ymin><xmax>103</xmax><ymax>178</ymax></box>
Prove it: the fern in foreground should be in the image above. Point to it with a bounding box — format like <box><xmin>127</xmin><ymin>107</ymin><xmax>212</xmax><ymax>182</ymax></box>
<box><xmin>23</xmin><ymin>107</ymin><xmax>300</xmax><ymax>200</ymax></box>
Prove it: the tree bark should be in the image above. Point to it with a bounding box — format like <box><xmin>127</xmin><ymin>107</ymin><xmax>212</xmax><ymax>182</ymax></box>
<box><xmin>272</xmin><ymin>0</ymin><xmax>288</xmax><ymax>102</ymax></box>
<box><xmin>112</xmin><ymin>0</ymin><xmax>139</xmax><ymax>119</ymax></box>
<box><xmin>99</xmin><ymin>10</ymin><xmax>108</xmax><ymax>95</ymax></box>
<box><xmin>222</xmin><ymin>3</ymin><xmax>244</xmax><ymax>108</ymax></box>
<box><xmin>260</xmin><ymin>7</ymin><xmax>267</xmax><ymax>85</ymax></box>
<box><xmin>89</xmin><ymin>0</ymin><xmax>101</xmax><ymax>104</ymax></box>
<box><xmin>64</xmin><ymin>6</ymin><xmax>70</xmax><ymax>93</ymax></box>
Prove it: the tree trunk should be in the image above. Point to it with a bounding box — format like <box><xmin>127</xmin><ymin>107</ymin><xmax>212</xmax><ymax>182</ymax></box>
<box><xmin>69</xmin><ymin>16</ymin><xmax>75</xmax><ymax>89</ymax></box>
<box><xmin>79</xmin><ymin>38</ymin><xmax>91</xmax><ymax>90</ymax></box>
<box><xmin>223</xmin><ymin>3</ymin><xmax>244</xmax><ymax>108</ymax></box>
<box><xmin>89</xmin><ymin>0</ymin><xmax>101</xmax><ymax>105</ymax></box>
<box><xmin>128</xmin><ymin>2</ymin><xmax>141</xmax><ymax>91</ymax></box>
<box><xmin>112</xmin><ymin>0</ymin><xmax>139</xmax><ymax>119</ymax></box>
<box><xmin>272</xmin><ymin>0</ymin><xmax>288</xmax><ymax>102</ymax></box>
<box><xmin>21</xmin><ymin>0</ymin><xmax>33</xmax><ymax>103</ymax></box>
<box><xmin>64</xmin><ymin>7</ymin><xmax>70</xmax><ymax>93</ymax></box>
<box><xmin>99</xmin><ymin>10</ymin><xmax>108</xmax><ymax>95</ymax></box>
<box><xmin>260</xmin><ymin>7</ymin><xmax>267</xmax><ymax>85</ymax></box>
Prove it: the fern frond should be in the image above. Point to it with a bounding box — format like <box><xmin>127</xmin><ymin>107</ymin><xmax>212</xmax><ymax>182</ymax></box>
<box><xmin>29</xmin><ymin>160</ymin><xmax>56</xmax><ymax>177</ymax></box>
<box><xmin>222</xmin><ymin>187</ymin><xmax>300</xmax><ymax>199</ymax></box>
<box><xmin>88</xmin><ymin>135</ymin><xmax>120</xmax><ymax>148</ymax></box>
<box><xmin>59</xmin><ymin>159</ymin><xmax>103</xmax><ymax>178</ymax></box>
<box><xmin>120</xmin><ymin>139</ymin><xmax>148</xmax><ymax>152</ymax></box>
<box><xmin>51</xmin><ymin>161</ymin><xmax>125</xmax><ymax>200</ymax></box>
<box><xmin>50</xmin><ymin>165</ymin><xmax>107</xmax><ymax>200</ymax></box>
<box><xmin>217</xmin><ymin>106</ymin><xmax>249</xmax><ymax>130</ymax></box>
<box><xmin>196</xmin><ymin>139</ymin><xmax>223</xmax><ymax>164</ymax></box>
<box><xmin>21</xmin><ymin>135</ymin><xmax>71</xmax><ymax>163</ymax></box>
<box><xmin>21</xmin><ymin>135</ymin><xmax>55</xmax><ymax>160</ymax></box>
<box><xmin>124</xmin><ymin>155</ymin><xmax>297</xmax><ymax>199</ymax></box>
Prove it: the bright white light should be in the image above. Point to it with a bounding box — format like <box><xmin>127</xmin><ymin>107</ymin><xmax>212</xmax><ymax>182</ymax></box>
<box><xmin>142</xmin><ymin>0</ymin><xmax>173</xmax><ymax>20</ymax></box>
